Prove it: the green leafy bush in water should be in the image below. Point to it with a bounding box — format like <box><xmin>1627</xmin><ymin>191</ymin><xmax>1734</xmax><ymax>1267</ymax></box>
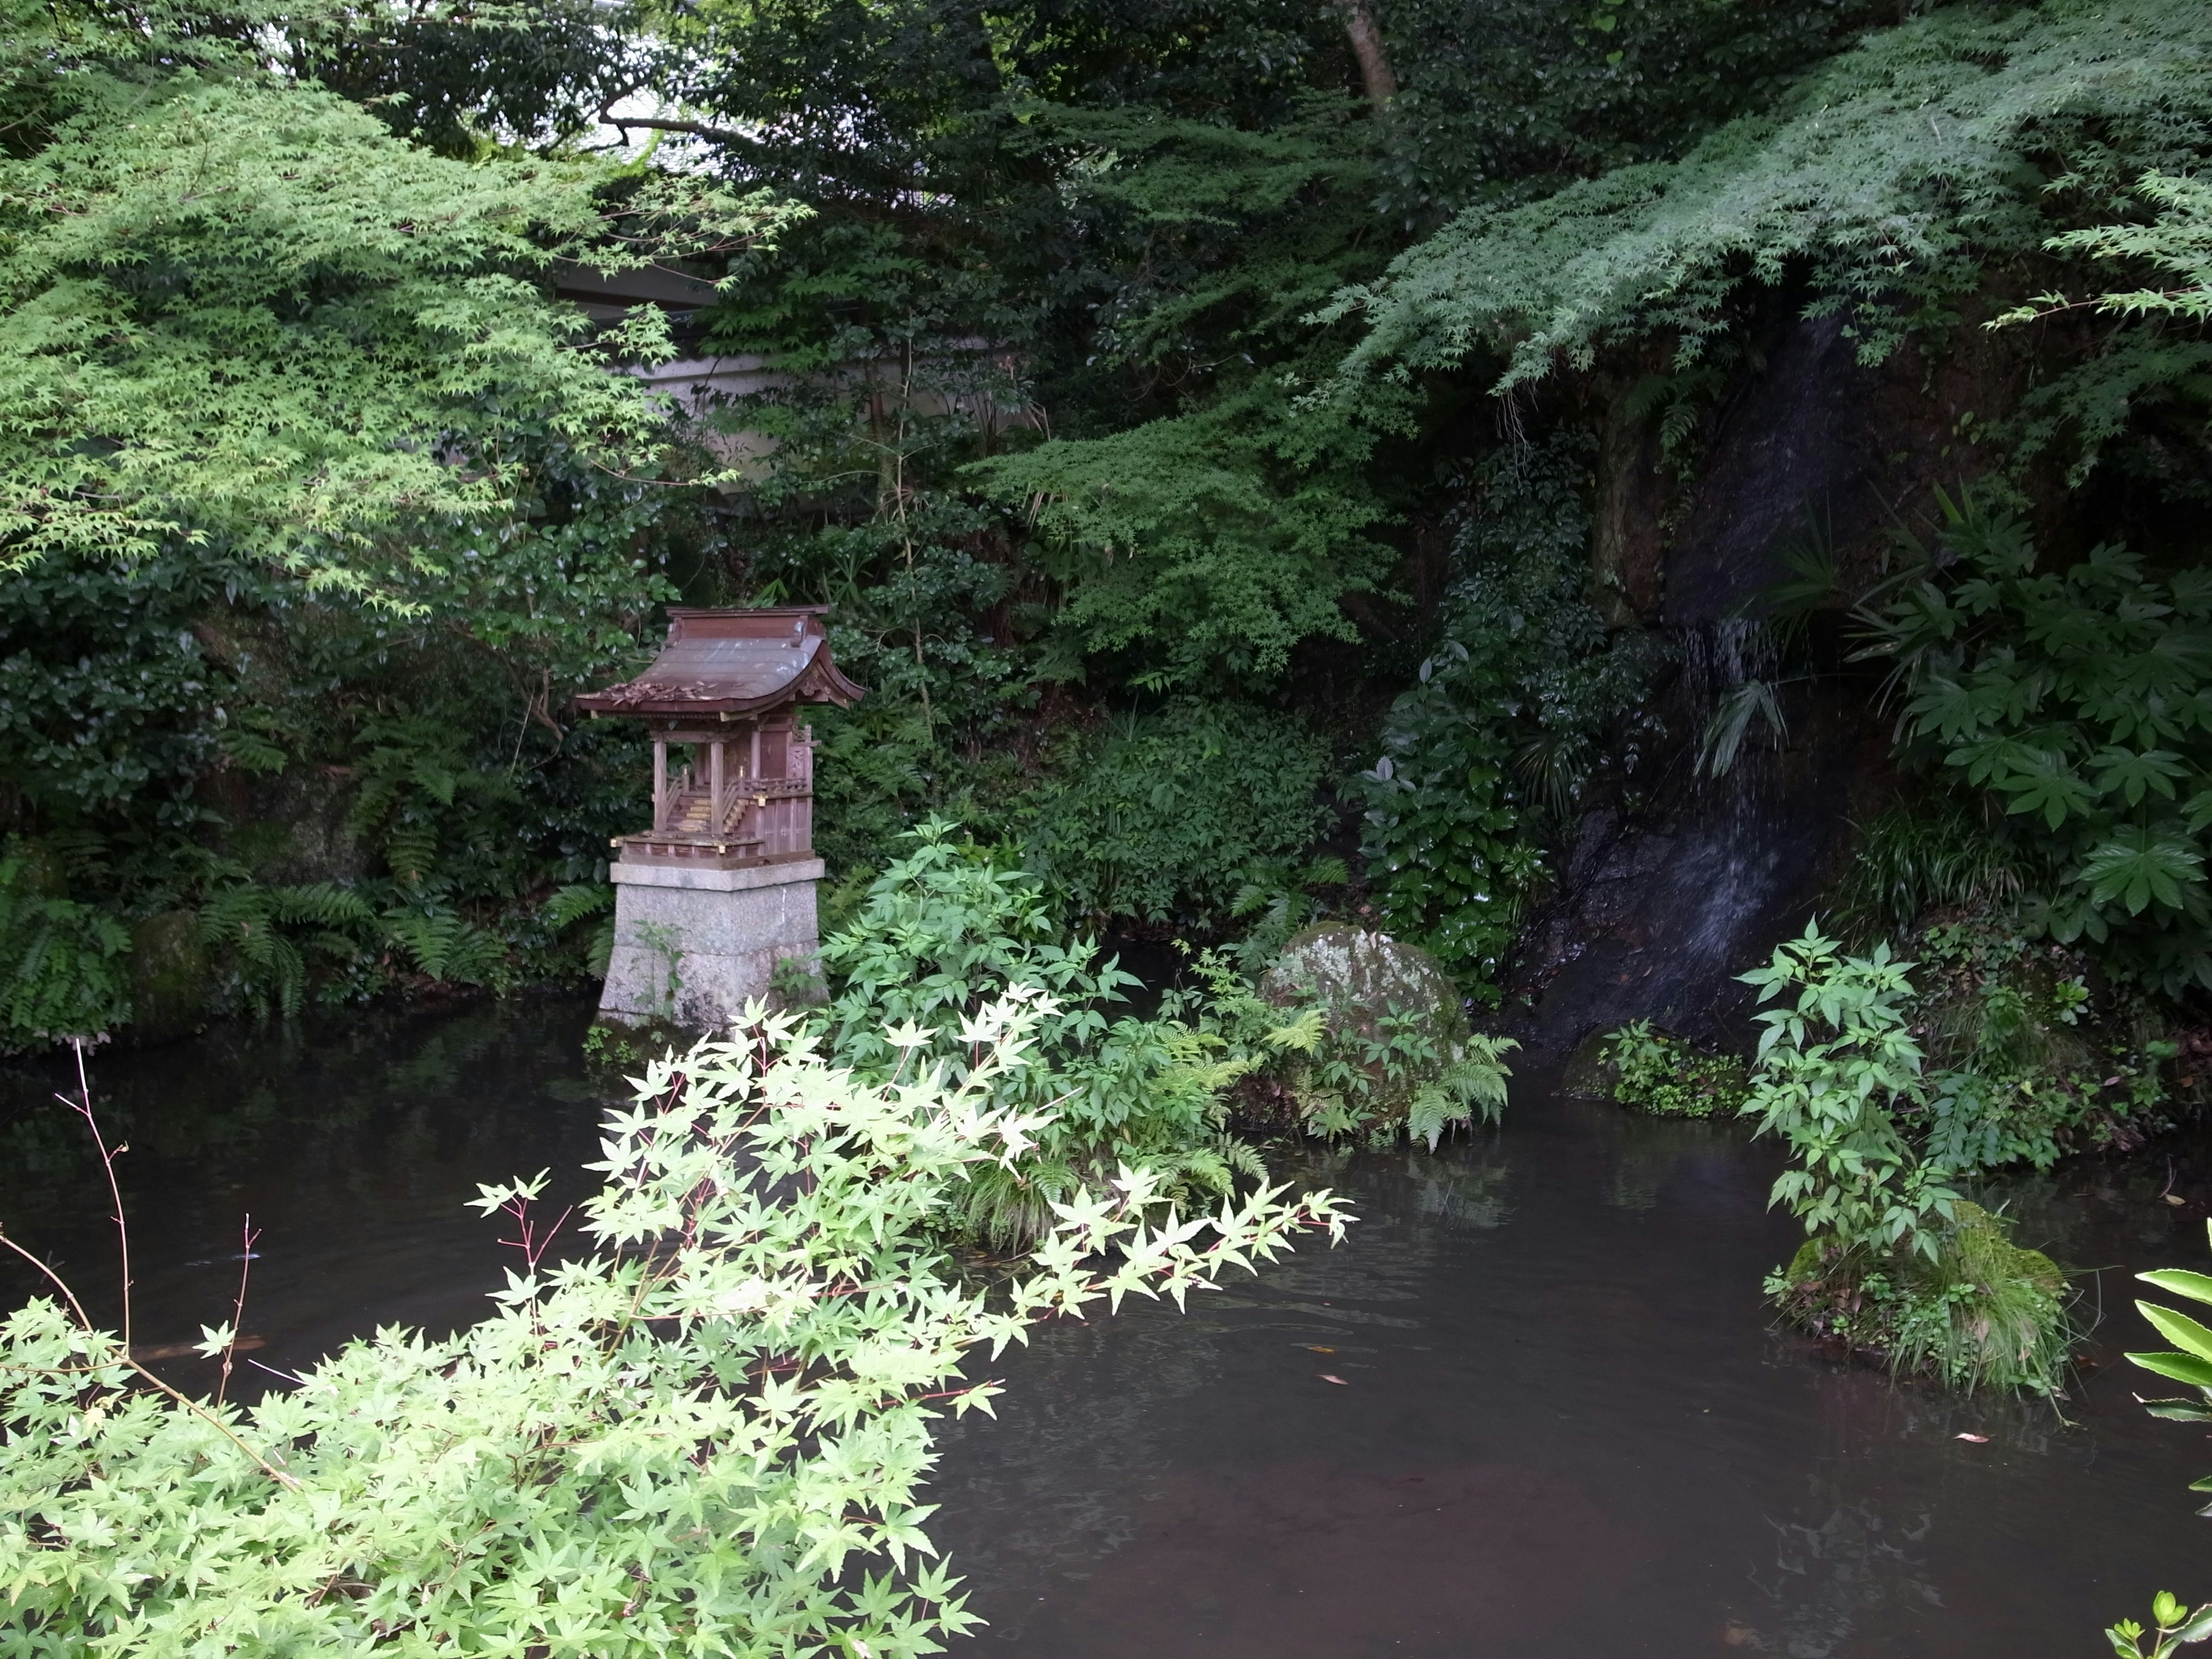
<box><xmin>1598</xmin><ymin>1021</ymin><xmax>1748</xmax><ymax>1118</ymax></box>
<box><xmin>1022</xmin><ymin>700</ymin><xmax>1330</xmax><ymax>926</ymax></box>
<box><xmin>816</xmin><ymin>817</ymin><xmax>1317</xmax><ymax>1244</ymax></box>
<box><xmin>0</xmin><ymin>1001</ymin><xmax>1349</xmax><ymax>1650</ymax></box>
<box><xmin>1858</xmin><ymin>490</ymin><xmax>2212</xmax><ymax>996</ymax></box>
<box><xmin>1741</xmin><ymin>922</ymin><xmax>2075</xmax><ymax>1395</ymax></box>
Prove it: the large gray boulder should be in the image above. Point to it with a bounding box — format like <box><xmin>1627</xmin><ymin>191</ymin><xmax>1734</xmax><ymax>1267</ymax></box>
<box><xmin>1260</xmin><ymin>923</ymin><xmax>1469</xmax><ymax>1048</ymax></box>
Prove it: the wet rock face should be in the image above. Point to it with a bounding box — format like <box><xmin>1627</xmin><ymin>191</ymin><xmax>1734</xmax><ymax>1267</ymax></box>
<box><xmin>1261</xmin><ymin>924</ymin><xmax>1468</xmax><ymax>1048</ymax></box>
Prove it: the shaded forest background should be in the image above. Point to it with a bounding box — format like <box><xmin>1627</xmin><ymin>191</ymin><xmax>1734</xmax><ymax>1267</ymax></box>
<box><xmin>2</xmin><ymin>0</ymin><xmax>2209</xmax><ymax>1047</ymax></box>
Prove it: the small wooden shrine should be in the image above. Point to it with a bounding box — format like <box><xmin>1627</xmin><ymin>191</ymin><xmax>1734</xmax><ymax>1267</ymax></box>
<box><xmin>578</xmin><ymin>607</ymin><xmax>863</xmax><ymax>870</ymax></box>
<box><xmin>578</xmin><ymin>607</ymin><xmax>862</xmax><ymax>1028</ymax></box>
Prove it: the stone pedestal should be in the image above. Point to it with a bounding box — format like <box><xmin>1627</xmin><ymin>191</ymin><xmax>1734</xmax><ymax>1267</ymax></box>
<box><xmin>600</xmin><ymin>857</ymin><xmax>824</xmax><ymax>1029</ymax></box>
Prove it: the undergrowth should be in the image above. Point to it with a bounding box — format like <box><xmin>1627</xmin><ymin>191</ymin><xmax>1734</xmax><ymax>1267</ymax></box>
<box><xmin>1599</xmin><ymin>1020</ymin><xmax>1747</xmax><ymax>1118</ymax></box>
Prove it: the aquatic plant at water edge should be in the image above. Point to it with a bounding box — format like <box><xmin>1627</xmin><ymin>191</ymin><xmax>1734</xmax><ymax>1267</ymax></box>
<box><xmin>0</xmin><ymin>999</ymin><xmax>1350</xmax><ymax>1651</ymax></box>
<box><xmin>1598</xmin><ymin>1021</ymin><xmax>1747</xmax><ymax>1119</ymax></box>
<box><xmin>1741</xmin><ymin>923</ymin><xmax>2076</xmax><ymax>1395</ymax></box>
<box><xmin>1868</xmin><ymin>1200</ymin><xmax>2071</xmax><ymax>1397</ymax></box>
<box><xmin>1740</xmin><ymin>924</ymin><xmax>1959</xmax><ymax>1264</ymax></box>
<box><xmin>2106</xmin><ymin>1224</ymin><xmax>2212</xmax><ymax>1655</ymax></box>
<box><xmin>2107</xmin><ymin>1592</ymin><xmax>2212</xmax><ymax>1659</ymax></box>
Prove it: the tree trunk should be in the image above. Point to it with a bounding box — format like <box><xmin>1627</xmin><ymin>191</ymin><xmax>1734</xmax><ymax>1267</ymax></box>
<box><xmin>1336</xmin><ymin>0</ymin><xmax>1398</xmax><ymax>112</ymax></box>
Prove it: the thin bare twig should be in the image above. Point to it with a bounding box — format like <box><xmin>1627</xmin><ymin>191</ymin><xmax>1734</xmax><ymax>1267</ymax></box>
<box><xmin>63</xmin><ymin>1036</ymin><xmax>130</xmax><ymax>1354</ymax></box>
<box><xmin>215</xmin><ymin>1215</ymin><xmax>258</xmax><ymax>1411</ymax></box>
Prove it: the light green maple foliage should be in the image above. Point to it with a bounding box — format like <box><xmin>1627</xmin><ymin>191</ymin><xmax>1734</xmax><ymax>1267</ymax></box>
<box><xmin>0</xmin><ymin>998</ymin><xmax>1349</xmax><ymax>1653</ymax></box>
<box><xmin>1330</xmin><ymin>0</ymin><xmax>2212</xmax><ymax>396</ymax></box>
<box><xmin>0</xmin><ymin>0</ymin><xmax>796</xmax><ymax>597</ymax></box>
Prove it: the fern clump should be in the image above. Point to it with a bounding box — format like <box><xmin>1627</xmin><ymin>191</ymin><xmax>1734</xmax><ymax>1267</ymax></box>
<box><xmin>0</xmin><ymin>847</ymin><xmax>131</xmax><ymax>1050</ymax></box>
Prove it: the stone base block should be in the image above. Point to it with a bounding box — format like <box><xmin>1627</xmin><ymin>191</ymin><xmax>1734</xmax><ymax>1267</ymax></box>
<box><xmin>600</xmin><ymin>857</ymin><xmax>824</xmax><ymax>1029</ymax></box>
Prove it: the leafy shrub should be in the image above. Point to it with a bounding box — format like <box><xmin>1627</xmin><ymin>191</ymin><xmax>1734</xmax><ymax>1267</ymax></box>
<box><xmin>0</xmin><ymin>849</ymin><xmax>131</xmax><ymax>1049</ymax></box>
<box><xmin>1741</xmin><ymin>922</ymin><xmax>2078</xmax><ymax>1394</ymax></box>
<box><xmin>0</xmin><ymin>999</ymin><xmax>1349</xmax><ymax>1651</ymax></box>
<box><xmin>816</xmin><ymin>818</ymin><xmax>1315</xmax><ymax>1243</ymax></box>
<box><xmin>1357</xmin><ymin>437</ymin><xmax>1647</xmax><ymax>984</ymax></box>
<box><xmin>1023</xmin><ymin>700</ymin><xmax>1330</xmax><ymax>926</ymax></box>
<box><xmin>1902</xmin><ymin>918</ymin><xmax>2177</xmax><ymax>1173</ymax></box>
<box><xmin>1740</xmin><ymin>924</ymin><xmax>1959</xmax><ymax>1265</ymax></box>
<box><xmin>1599</xmin><ymin>1020</ymin><xmax>1747</xmax><ymax>1118</ymax></box>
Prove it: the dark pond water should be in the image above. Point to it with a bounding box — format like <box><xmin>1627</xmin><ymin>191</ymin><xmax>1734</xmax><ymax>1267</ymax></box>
<box><xmin>5</xmin><ymin>997</ymin><xmax>2211</xmax><ymax>1656</ymax></box>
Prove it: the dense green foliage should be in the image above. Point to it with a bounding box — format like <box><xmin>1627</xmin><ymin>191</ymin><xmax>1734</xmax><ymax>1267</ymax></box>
<box><xmin>1860</xmin><ymin>491</ymin><xmax>2212</xmax><ymax>994</ymax></box>
<box><xmin>813</xmin><ymin>820</ymin><xmax>1308</xmax><ymax>1241</ymax></box>
<box><xmin>1599</xmin><ymin>1021</ymin><xmax>1747</xmax><ymax>1118</ymax></box>
<box><xmin>0</xmin><ymin>852</ymin><xmax>129</xmax><ymax>1048</ymax></box>
<box><xmin>1357</xmin><ymin>438</ymin><xmax>1646</xmax><ymax>980</ymax></box>
<box><xmin>1334</xmin><ymin>0</ymin><xmax>2212</xmax><ymax>406</ymax></box>
<box><xmin>5</xmin><ymin>0</ymin><xmax>2209</xmax><ymax>1067</ymax></box>
<box><xmin>0</xmin><ymin>0</ymin><xmax>800</xmax><ymax>1029</ymax></box>
<box><xmin>1023</xmin><ymin>700</ymin><xmax>1329</xmax><ymax>925</ymax></box>
<box><xmin>0</xmin><ymin>1002</ymin><xmax>1348</xmax><ymax>1650</ymax></box>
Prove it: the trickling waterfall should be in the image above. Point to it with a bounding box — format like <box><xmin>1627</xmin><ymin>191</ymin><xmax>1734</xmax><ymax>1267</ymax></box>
<box><xmin>1506</xmin><ymin>313</ymin><xmax>1888</xmax><ymax>1052</ymax></box>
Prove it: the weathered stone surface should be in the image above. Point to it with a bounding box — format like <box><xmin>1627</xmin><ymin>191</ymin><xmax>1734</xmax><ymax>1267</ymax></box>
<box><xmin>600</xmin><ymin>859</ymin><xmax>824</xmax><ymax>1029</ymax></box>
<box><xmin>127</xmin><ymin>910</ymin><xmax>209</xmax><ymax>1045</ymax></box>
<box><xmin>1261</xmin><ymin>923</ymin><xmax>1469</xmax><ymax>1048</ymax></box>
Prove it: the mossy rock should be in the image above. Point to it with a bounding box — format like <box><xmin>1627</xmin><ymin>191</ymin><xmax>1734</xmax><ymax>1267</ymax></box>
<box><xmin>1920</xmin><ymin>1200</ymin><xmax>2067</xmax><ymax>1300</ymax></box>
<box><xmin>126</xmin><ymin>910</ymin><xmax>209</xmax><ymax>1046</ymax></box>
<box><xmin>1558</xmin><ymin>1029</ymin><xmax>1618</xmax><ymax>1099</ymax></box>
<box><xmin>1260</xmin><ymin>923</ymin><xmax>1469</xmax><ymax>1050</ymax></box>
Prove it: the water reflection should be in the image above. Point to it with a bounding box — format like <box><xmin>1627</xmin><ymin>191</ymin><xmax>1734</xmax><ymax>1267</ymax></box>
<box><xmin>933</xmin><ymin>1089</ymin><xmax>2212</xmax><ymax>1657</ymax></box>
<box><xmin>0</xmin><ymin>994</ymin><xmax>611</xmax><ymax>1388</ymax></box>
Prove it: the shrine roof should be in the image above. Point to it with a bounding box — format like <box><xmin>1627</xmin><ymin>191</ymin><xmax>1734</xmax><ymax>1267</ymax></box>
<box><xmin>575</xmin><ymin>607</ymin><xmax>864</xmax><ymax>718</ymax></box>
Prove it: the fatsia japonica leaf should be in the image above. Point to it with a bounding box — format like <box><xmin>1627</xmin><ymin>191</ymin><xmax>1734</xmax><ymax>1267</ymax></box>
<box><xmin>2080</xmin><ymin>829</ymin><xmax>2204</xmax><ymax>915</ymax></box>
<box><xmin>2092</xmin><ymin>745</ymin><xmax>2191</xmax><ymax>806</ymax></box>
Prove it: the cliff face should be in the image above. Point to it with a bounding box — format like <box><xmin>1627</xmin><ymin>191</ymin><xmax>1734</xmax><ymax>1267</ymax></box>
<box><xmin>1505</xmin><ymin>308</ymin><xmax>2012</xmax><ymax>1051</ymax></box>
